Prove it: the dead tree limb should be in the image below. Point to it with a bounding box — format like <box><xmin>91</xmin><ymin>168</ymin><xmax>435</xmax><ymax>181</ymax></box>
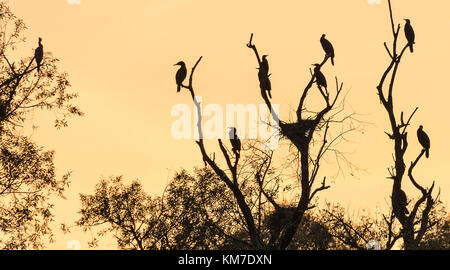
<box><xmin>376</xmin><ymin>0</ymin><xmax>438</xmax><ymax>249</ymax></box>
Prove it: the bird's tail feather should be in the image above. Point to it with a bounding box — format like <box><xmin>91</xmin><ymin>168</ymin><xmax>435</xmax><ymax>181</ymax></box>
<box><xmin>410</xmin><ymin>44</ymin><xmax>414</xmax><ymax>53</ymax></box>
<box><xmin>331</xmin><ymin>57</ymin><xmax>335</xmax><ymax>66</ymax></box>
<box><xmin>177</xmin><ymin>84</ymin><xmax>181</xmax><ymax>93</ymax></box>
<box><xmin>426</xmin><ymin>149</ymin><xmax>429</xmax><ymax>158</ymax></box>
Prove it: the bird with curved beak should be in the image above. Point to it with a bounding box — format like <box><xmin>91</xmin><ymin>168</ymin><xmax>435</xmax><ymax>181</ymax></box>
<box><xmin>312</xmin><ymin>63</ymin><xmax>327</xmax><ymax>90</ymax></box>
<box><xmin>174</xmin><ymin>61</ymin><xmax>187</xmax><ymax>93</ymax></box>
<box><xmin>34</xmin><ymin>37</ymin><xmax>44</xmax><ymax>73</ymax></box>
<box><xmin>404</xmin><ymin>19</ymin><xmax>415</xmax><ymax>53</ymax></box>
<box><xmin>320</xmin><ymin>34</ymin><xmax>335</xmax><ymax>66</ymax></box>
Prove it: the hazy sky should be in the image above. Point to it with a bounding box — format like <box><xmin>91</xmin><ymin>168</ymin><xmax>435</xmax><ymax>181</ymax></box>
<box><xmin>8</xmin><ymin>0</ymin><xmax>450</xmax><ymax>249</ymax></box>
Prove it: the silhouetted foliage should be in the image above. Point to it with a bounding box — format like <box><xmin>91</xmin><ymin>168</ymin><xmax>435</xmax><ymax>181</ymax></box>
<box><xmin>317</xmin><ymin>202</ymin><xmax>449</xmax><ymax>250</ymax></box>
<box><xmin>419</xmin><ymin>213</ymin><xmax>450</xmax><ymax>250</ymax></box>
<box><xmin>0</xmin><ymin>3</ymin><xmax>82</xmax><ymax>132</ymax></box>
<box><xmin>77</xmin><ymin>165</ymin><xmax>449</xmax><ymax>250</ymax></box>
<box><xmin>77</xmin><ymin>176</ymin><xmax>165</xmax><ymax>249</ymax></box>
<box><xmin>77</xmin><ymin>168</ymin><xmax>245</xmax><ymax>249</ymax></box>
<box><xmin>76</xmin><ymin>168</ymin><xmax>341</xmax><ymax>250</ymax></box>
<box><xmin>0</xmin><ymin>1</ymin><xmax>81</xmax><ymax>249</ymax></box>
<box><xmin>0</xmin><ymin>130</ymin><xmax>70</xmax><ymax>249</ymax></box>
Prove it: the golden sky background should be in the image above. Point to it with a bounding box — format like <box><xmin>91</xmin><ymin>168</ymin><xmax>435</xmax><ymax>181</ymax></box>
<box><xmin>8</xmin><ymin>0</ymin><xmax>450</xmax><ymax>249</ymax></box>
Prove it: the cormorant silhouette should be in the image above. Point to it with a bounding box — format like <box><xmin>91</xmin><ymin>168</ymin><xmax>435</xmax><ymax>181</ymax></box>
<box><xmin>392</xmin><ymin>187</ymin><xmax>409</xmax><ymax>216</ymax></box>
<box><xmin>258</xmin><ymin>67</ymin><xmax>272</xmax><ymax>99</ymax></box>
<box><xmin>261</xmin><ymin>55</ymin><xmax>269</xmax><ymax>74</ymax></box>
<box><xmin>313</xmin><ymin>64</ymin><xmax>327</xmax><ymax>90</ymax></box>
<box><xmin>398</xmin><ymin>189</ymin><xmax>409</xmax><ymax>215</ymax></box>
<box><xmin>229</xmin><ymin>127</ymin><xmax>241</xmax><ymax>156</ymax></box>
<box><xmin>320</xmin><ymin>34</ymin><xmax>335</xmax><ymax>66</ymax></box>
<box><xmin>417</xmin><ymin>125</ymin><xmax>430</xmax><ymax>158</ymax></box>
<box><xmin>174</xmin><ymin>61</ymin><xmax>187</xmax><ymax>93</ymax></box>
<box><xmin>404</xmin><ymin>19</ymin><xmax>415</xmax><ymax>53</ymax></box>
<box><xmin>34</xmin><ymin>38</ymin><xmax>44</xmax><ymax>73</ymax></box>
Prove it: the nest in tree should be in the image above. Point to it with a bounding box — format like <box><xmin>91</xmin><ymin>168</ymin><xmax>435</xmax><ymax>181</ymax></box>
<box><xmin>279</xmin><ymin>120</ymin><xmax>315</xmax><ymax>147</ymax></box>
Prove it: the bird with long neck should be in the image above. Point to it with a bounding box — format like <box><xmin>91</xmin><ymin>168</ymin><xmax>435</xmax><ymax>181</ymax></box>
<box><xmin>229</xmin><ymin>127</ymin><xmax>241</xmax><ymax>156</ymax></box>
<box><xmin>174</xmin><ymin>61</ymin><xmax>187</xmax><ymax>93</ymax></box>
<box><xmin>312</xmin><ymin>63</ymin><xmax>327</xmax><ymax>90</ymax></box>
<box><xmin>34</xmin><ymin>37</ymin><xmax>44</xmax><ymax>73</ymax></box>
<box><xmin>320</xmin><ymin>34</ymin><xmax>335</xmax><ymax>66</ymax></box>
<box><xmin>417</xmin><ymin>125</ymin><xmax>430</xmax><ymax>158</ymax></box>
<box><xmin>261</xmin><ymin>55</ymin><xmax>269</xmax><ymax>75</ymax></box>
<box><xmin>404</xmin><ymin>19</ymin><xmax>415</xmax><ymax>53</ymax></box>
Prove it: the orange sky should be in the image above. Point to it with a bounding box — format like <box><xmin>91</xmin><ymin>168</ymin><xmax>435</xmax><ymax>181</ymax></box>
<box><xmin>8</xmin><ymin>0</ymin><xmax>450</xmax><ymax>249</ymax></box>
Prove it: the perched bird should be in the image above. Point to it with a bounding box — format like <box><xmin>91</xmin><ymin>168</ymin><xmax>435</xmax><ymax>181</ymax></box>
<box><xmin>258</xmin><ymin>67</ymin><xmax>272</xmax><ymax>99</ymax></box>
<box><xmin>261</xmin><ymin>55</ymin><xmax>269</xmax><ymax>74</ymax></box>
<box><xmin>394</xmin><ymin>188</ymin><xmax>409</xmax><ymax>215</ymax></box>
<box><xmin>34</xmin><ymin>37</ymin><xmax>44</xmax><ymax>73</ymax></box>
<box><xmin>320</xmin><ymin>34</ymin><xmax>335</xmax><ymax>66</ymax></box>
<box><xmin>174</xmin><ymin>61</ymin><xmax>187</xmax><ymax>93</ymax></box>
<box><xmin>229</xmin><ymin>127</ymin><xmax>241</xmax><ymax>156</ymax></box>
<box><xmin>312</xmin><ymin>64</ymin><xmax>327</xmax><ymax>90</ymax></box>
<box><xmin>417</xmin><ymin>125</ymin><xmax>430</xmax><ymax>158</ymax></box>
<box><xmin>404</xmin><ymin>19</ymin><xmax>415</xmax><ymax>53</ymax></box>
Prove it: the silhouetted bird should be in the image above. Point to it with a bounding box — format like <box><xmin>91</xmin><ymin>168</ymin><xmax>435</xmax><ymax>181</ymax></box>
<box><xmin>404</xmin><ymin>19</ymin><xmax>415</xmax><ymax>53</ymax></box>
<box><xmin>313</xmin><ymin>64</ymin><xmax>327</xmax><ymax>90</ymax></box>
<box><xmin>320</xmin><ymin>34</ymin><xmax>335</xmax><ymax>66</ymax></box>
<box><xmin>261</xmin><ymin>55</ymin><xmax>269</xmax><ymax>74</ymax></box>
<box><xmin>174</xmin><ymin>61</ymin><xmax>187</xmax><ymax>93</ymax></box>
<box><xmin>398</xmin><ymin>189</ymin><xmax>409</xmax><ymax>215</ymax></box>
<box><xmin>229</xmin><ymin>127</ymin><xmax>241</xmax><ymax>156</ymax></box>
<box><xmin>392</xmin><ymin>187</ymin><xmax>409</xmax><ymax>216</ymax></box>
<box><xmin>258</xmin><ymin>67</ymin><xmax>272</xmax><ymax>99</ymax></box>
<box><xmin>34</xmin><ymin>37</ymin><xmax>44</xmax><ymax>73</ymax></box>
<box><xmin>417</xmin><ymin>125</ymin><xmax>430</xmax><ymax>158</ymax></box>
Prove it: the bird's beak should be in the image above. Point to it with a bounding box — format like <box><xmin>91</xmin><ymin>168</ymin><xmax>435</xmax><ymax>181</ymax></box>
<box><xmin>173</xmin><ymin>63</ymin><xmax>178</xmax><ymax>66</ymax></box>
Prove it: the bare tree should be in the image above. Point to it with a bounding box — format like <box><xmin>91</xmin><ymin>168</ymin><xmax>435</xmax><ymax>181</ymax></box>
<box><xmin>376</xmin><ymin>0</ymin><xmax>439</xmax><ymax>249</ymax></box>
<box><xmin>175</xmin><ymin>29</ymin><xmax>353</xmax><ymax>249</ymax></box>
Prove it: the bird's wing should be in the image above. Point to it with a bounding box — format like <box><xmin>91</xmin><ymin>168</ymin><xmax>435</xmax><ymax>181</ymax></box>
<box><xmin>405</xmin><ymin>25</ymin><xmax>415</xmax><ymax>42</ymax></box>
<box><xmin>35</xmin><ymin>47</ymin><xmax>43</xmax><ymax>59</ymax></box>
<box><xmin>176</xmin><ymin>68</ymin><xmax>186</xmax><ymax>83</ymax></box>
<box><xmin>321</xmin><ymin>39</ymin><xmax>334</xmax><ymax>53</ymax></box>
